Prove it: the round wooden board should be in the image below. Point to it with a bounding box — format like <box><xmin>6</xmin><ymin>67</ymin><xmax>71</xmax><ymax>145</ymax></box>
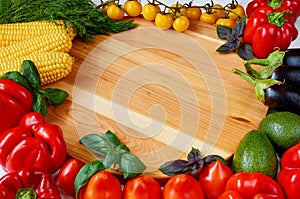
<box><xmin>45</xmin><ymin>17</ymin><xmax>267</xmax><ymax>182</ymax></box>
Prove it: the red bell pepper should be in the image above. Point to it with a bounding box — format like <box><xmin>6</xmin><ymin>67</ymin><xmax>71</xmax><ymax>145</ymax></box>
<box><xmin>0</xmin><ymin>168</ymin><xmax>61</xmax><ymax>199</ymax></box>
<box><xmin>243</xmin><ymin>10</ymin><xmax>298</xmax><ymax>58</ymax></box>
<box><xmin>246</xmin><ymin>0</ymin><xmax>300</xmax><ymax>22</ymax></box>
<box><xmin>219</xmin><ymin>172</ymin><xmax>285</xmax><ymax>199</ymax></box>
<box><xmin>277</xmin><ymin>142</ymin><xmax>300</xmax><ymax>199</ymax></box>
<box><xmin>246</xmin><ymin>0</ymin><xmax>268</xmax><ymax>17</ymax></box>
<box><xmin>0</xmin><ymin>112</ymin><xmax>67</xmax><ymax>174</ymax></box>
<box><xmin>0</xmin><ymin>79</ymin><xmax>33</xmax><ymax>135</ymax></box>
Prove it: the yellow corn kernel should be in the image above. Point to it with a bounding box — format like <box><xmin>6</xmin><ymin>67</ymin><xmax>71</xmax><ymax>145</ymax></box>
<box><xmin>0</xmin><ymin>52</ymin><xmax>74</xmax><ymax>85</ymax></box>
<box><xmin>0</xmin><ymin>31</ymin><xmax>73</xmax><ymax>60</ymax></box>
<box><xmin>0</xmin><ymin>20</ymin><xmax>76</xmax><ymax>47</ymax></box>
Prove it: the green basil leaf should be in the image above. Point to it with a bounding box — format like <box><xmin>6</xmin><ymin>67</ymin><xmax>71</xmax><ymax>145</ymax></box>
<box><xmin>80</xmin><ymin>134</ymin><xmax>115</xmax><ymax>156</ymax></box>
<box><xmin>15</xmin><ymin>188</ymin><xmax>37</xmax><ymax>199</ymax></box>
<box><xmin>43</xmin><ymin>88</ymin><xmax>69</xmax><ymax>106</ymax></box>
<box><xmin>236</xmin><ymin>43</ymin><xmax>253</xmax><ymax>60</ymax></box>
<box><xmin>216</xmin><ymin>42</ymin><xmax>235</xmax><ymax>53</ymax></box>
<box><xmin>120</xmin><ymin>153</ymin><xmax>146</xmax><ymax>178</ymax></box>
<box><xmin>21</xmin><ymin>60</ymin><xmax>41</xmax><ymax>91</ymax></box>
<box><xmin>116</xmin><ymin>144</ymin><xmax>130</xmax><ymax>154</ymax></box>
<box><xmin>103</xmin><ymin>151</ymin><xmax>120</xmax><ymax>168</ymax></box>
<box><xmin>104</xmin><ymin>130</ymin><xmax>121</xmax><ymax>146</ymax></box>
<box><xmin>0</xmin><ymin>71</ymin><xmax>32</xmax><ymax>90</ymax></box>
<box><xmin>216</xmin><ymin>24</ymin><xmax>232</xmax><ymax>40</ymax></box>
<box><xmin>33</xmin><ymin>93</ymin><xmax>47</xmax><ymax>116</ymax></box>
<box><xmin>232</xmin><ymin>16</ymin><xmax>246</xmax><ymax>38</ymax></box>
<box><xmin>74</xmin><ymin>160</ymin><xmax>105</xmax><ymax>197</ymax></box>
<box><xmin>159</xmin><ymin>159</ymin><xmax>190</xmax><ymax>176</ymax></box>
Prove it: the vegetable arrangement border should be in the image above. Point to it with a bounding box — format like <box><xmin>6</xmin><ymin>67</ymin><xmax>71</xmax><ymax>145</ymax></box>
<box><xmin>0</xmin><ymin>0</ymin><xmax>300</xmax><ymax>198</ymax></box>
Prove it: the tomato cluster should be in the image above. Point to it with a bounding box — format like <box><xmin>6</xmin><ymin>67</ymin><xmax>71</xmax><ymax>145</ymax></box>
<box><xmin>100</xmin><ymin>0</ymin><xmax>246</xmax><ymax>32</ymax></box>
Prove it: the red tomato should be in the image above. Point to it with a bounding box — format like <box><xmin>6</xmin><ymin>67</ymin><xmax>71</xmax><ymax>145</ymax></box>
<box><xmin>123</xmin><ymin>176</ymin><xmax>161</xmax><ymax>199</ymax></box>
<box><xmin>218</xmin><ymin>190</ymin><xmax>244</xmax><ymax>199</ymax></box>
<box><xmin>79</xmin><ymin>170</ymin><xmax>122</xmax><ymax>199</ymax></box>
<box><xmin>162</xmin><ymin>174</ymin><xmax>204</xmax><ymax>199</ymax></box>
<box><xmin>199</xmin><ymin>160</ymin><xmax>233</xmax><ymax>199</ymax></box>
<box><xmin>55</xmin><ymin>157</ymin><xmax>85</xmax><ymax>197</ymax></box>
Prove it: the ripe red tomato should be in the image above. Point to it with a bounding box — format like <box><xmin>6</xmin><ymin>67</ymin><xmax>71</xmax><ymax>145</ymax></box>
<box><xmin>218</xmin><ymin>190</ymin><xmax>244</xmax><ymax>199</ymax></box>
<box><xmin>55</xmin><ymin>157</ymin><xmax>85</xmax><ymax>197</ymax></box>
<box><xmin>79</xmin><ymin>170</ymin><xmax>122</xmax><ymax>199</ymax></box>
<box><xmin>123</xmin><ymin>176</ymin><xmax>161</xmax><ymax>199</ymax></box>
<box><xmin>162</xmin><ymin>174</ymin><xmax>204</xmax><ymax>199</ymax></box>
<box><xmin>199</xmin><ymin>160</ymin><xmax>233</xmax><ymax>199</ymax></box>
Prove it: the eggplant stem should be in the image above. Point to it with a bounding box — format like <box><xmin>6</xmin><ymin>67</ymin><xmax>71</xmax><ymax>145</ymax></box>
<box><xmin>232</xmin><ymin>68</ymin><xmax>256</xmax><ymax>86</ymax></box>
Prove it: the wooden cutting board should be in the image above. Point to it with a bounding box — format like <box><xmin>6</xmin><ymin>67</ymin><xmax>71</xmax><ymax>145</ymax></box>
<box><xmin>45</xmin><ymin>17</ymin><xmax>267</xmax><ymax>181</ymax></box>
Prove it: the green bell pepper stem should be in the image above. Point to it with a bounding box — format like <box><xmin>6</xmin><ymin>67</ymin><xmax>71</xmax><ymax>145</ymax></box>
<box><xmin>15</xmin><ymin>188</ymin><xmax>37</xmax><ymax>199</ymax></box>
<box><xmin>268</xmin><ymin>0</ymin><xmax>284</xmax><ymax>9</ymax></box>
<box><xmin>243</xmin><ymin>49</ymin><xmax>285</xmax><ymax>79</ymax></box>
<box><xmin>268</xmin><ymin>11</ymin><xmax>292</xmax><ymax>27</ymax></box>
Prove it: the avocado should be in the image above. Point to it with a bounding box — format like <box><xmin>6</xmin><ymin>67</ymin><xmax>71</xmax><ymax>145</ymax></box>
<box><xmin>232</xmin><ymin>130</ymin><xmax>278</xmax><ymax>178</ymax></box>
<box><xmin>258</xmin><ymin>111</ymin><xmax>300</xmax><ymax>150</ymax></box>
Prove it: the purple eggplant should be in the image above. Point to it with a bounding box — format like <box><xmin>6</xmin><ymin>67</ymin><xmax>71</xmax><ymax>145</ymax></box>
<box><xmin>271</xmin><ymin>66</ymin><xmax>300</xmax><ymax>88</ymax></box>
<box><xmin>283</xmin><ymin>48</ymin><xmax>300</xmax><ymax>67</ymax></box>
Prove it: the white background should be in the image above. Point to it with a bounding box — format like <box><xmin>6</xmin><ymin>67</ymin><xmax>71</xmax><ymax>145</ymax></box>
<box><xmin>0</xmin><ymin>0</ymin><xmax>299</xmax><ymax>181</ymax></box>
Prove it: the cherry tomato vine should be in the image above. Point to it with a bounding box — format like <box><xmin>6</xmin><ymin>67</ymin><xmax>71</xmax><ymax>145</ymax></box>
<box><xmin>96</xmin><ymin>0</ymin><xmax>245</xmax><ymax>32</ymax></box>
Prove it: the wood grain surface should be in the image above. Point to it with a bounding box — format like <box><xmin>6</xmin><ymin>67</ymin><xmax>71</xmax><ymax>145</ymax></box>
<box><xmin>44</xmin><ymin>17</ymin><xmax>267</xmax><ymax>181</ymax></box>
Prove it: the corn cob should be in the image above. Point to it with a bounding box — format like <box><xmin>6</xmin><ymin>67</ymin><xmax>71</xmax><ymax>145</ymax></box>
<box><xmin>0</xmin><ymin>31</ymin><xmax>73</xmax><ymax>60</ymax></box>
<box><xmin>0</xmin><ymin>52</ymin><xmax>73</xmax><ymax>85</ymax></box>
<box><xmin>0</xmin><ymin>20</ymin><xmax>76</xmax><ymax>47</ymax></box>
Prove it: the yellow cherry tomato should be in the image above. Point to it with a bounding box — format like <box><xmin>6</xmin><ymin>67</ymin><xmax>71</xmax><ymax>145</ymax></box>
<box><xmin>226</xmin><ymin>4</ymin><xmax>245</xmax><ymax>21</ymax></box>
<box><xmin>216</xmin><ymin>17</ymin><xmax>236</xmax><ymax>28</ymax></box>
<box><xmin>155</xmin><ymin>12</ymin><xmax>174</xmax><ymax>29</ymax></box>
<box><xmin>185</xmin><ymin>6</ymin><xmax>202</xmax><ymax>20</ymax></box>
<box><xmin>107</xmin><ymin>4</ymin><xmax>124</xmax><ymax>20</ymax></box>
<box><xmin>142</xmin><ymin>3</ymin><xmax>160</xmax><ymax>21</ymax></box>
<box><xmin>173</xmin><ymin>15</ymin><xmax>190</xmax><ymax>32</ymax></box>
<box><xmin>168</xmin><ymin>3</ymin><xmax>186</xmax><ymax>18</ymax></box>
<box><xmin>200</xmin><ymin>12</ymin><xmax>217</xmax><ymax>25</ymax></box>
<box><xmin>124</xmin><ymin>0</ymin><xmax>142</xmax><ymax>17</ymax></box>
<box><xmin>103</xmin><ymin>2</ymin><xmax>115</xmax><ymax>14</ymax></box>
<box><xmin>212</xmin><ymin>4</ymin><xmax>225</xmax><ymax>19</ymax></box>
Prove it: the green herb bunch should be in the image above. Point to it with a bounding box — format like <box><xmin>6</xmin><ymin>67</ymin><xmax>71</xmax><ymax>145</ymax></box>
<box><xmin>0</xmin><ymin>0</ymin><xmax>137</xmax><ymax>40</ymax></box>
<box><xmin>75</xmin><ymin>130</ymin><xmax>146</xmax><ymax>195</ymax></box>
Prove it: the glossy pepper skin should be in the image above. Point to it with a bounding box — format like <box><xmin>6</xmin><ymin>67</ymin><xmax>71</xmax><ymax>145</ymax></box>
<box><xmin>0</xmin><ymin>168</ymin><xmax>61</xmax><ymax>199</ymax></box>
<box><xmin>277</xmin><ymin>143</ymin><xmax>300</xmax><ymax>199</ymax></box>
<box><xmin>0</xmin><ymin>112</ymin><xmax>67</xmax><ymax>174</ymax></box>
<box><xmin>0</xmin><ymin>79</ymin><xmax>33</xmax><ymax>135</ymax></box>
<box><xmin>246</xmin><ymin>0</ymin><xmax>300</xmax><ymax>22</ymax></box>
<box><xmin>219</xmin><ymin>172</ymin><xmax>285</xmax><ymax>199</ymax></box>
<box><xmin>243</xmin><ymin>10</ymin><xmax>297</xmax><ymax>58</ymax></box>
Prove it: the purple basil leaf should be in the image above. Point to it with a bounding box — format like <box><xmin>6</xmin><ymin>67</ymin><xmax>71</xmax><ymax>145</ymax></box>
<box><xmin>236</xmin><ymin>43</ymin><xmax>254</xmax><ymax>60</ymax></box>
<box><xmin>216</xmin><ymin>24</ymin><xmax>232</xmax><ymax>40</ymax></box>
<box><xmin>191</xmin><ymin>161</ymin><xmax>204</xmax><ymax>175</ymax></box>
<box><xmin>159</xmin><ymin>159</ymin><xmax>190</xmax><ymax>176</ymax></box>
<box><xmin>216</xmin><ymin>42</ymin><xmax>236</xmax><ymax>53</ymax></box>
<box><xmin>203</xmin><ymin>155</ymin><xmax>228</xmax><ymax>166</ymax></box>
<box><xmin>232</xmin><ymin>16</ymin><xmax>247</xmax><ymax>38</ymax></box>
<box><xmin>187</xmin><ymin>147</ymin><xmax>202</xmax><ymax>163</ymax></box>
<box><xmin>228</xmin><ymin>34</ymin><xmax>241</xmax><ymax>48</ymax></box>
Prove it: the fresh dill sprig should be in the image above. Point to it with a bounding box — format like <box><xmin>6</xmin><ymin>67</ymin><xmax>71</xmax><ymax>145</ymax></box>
<box><xmin>0</xmin><ymin>0</ymin><xmax>137</xmax><ymax>40</ymax></box>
